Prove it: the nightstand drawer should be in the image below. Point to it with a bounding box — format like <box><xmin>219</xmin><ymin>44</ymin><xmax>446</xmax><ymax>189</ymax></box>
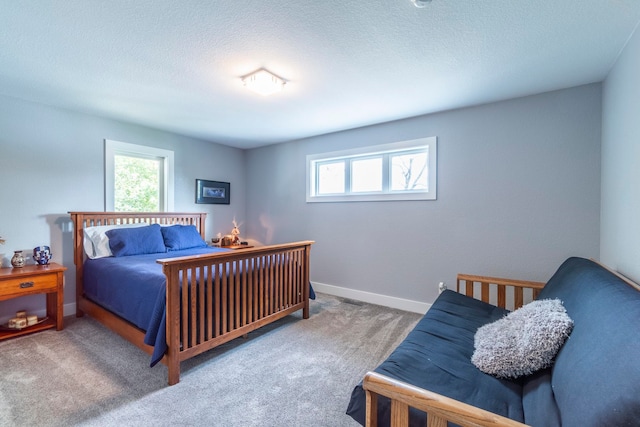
<box><xmin>0</xmin><ymin>273</ymin><xmax>58</xmax><ymax>297</ymax></box>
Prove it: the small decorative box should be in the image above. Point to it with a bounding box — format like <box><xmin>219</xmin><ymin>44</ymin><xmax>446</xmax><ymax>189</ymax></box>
<box><xmin>27</xmin><ymin>315</ymin><xmax>38</xmax><ymax>326</ymax></box>
<box><xmin>16</xmin><ymin>310</ymin><xmax>27</xmax><ymax>318</ymax></box>
<box><xmin>8</xmin><ymin>317</ymin><xmax>27</xmax><ymax>328</ymax></box>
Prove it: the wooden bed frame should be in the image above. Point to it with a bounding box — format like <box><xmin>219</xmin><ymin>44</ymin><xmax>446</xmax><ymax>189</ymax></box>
<box><xmin>363</xmin><ymin>274</ymin><xmax>546</xmax><ymax>427</ymax></box>
<box><xmin>69</xmin><ymin>211</ymin><xmax>314</xmax><ymax>385</ymax></box>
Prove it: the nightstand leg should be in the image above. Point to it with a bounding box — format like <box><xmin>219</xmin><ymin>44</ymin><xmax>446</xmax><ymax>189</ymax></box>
<box><xmin>45</xmin><ymin>272</ymin><xmax>64</xmax><ymax>330</ymax></box>
<box><xmin>46</xmin><ymin>292</ymin><xmax>62</xmax><ymax>330</ymax></box>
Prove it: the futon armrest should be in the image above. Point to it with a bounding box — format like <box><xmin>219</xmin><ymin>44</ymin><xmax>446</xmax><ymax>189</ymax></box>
<box><xmin>456</xmin><ymin>274</ymin><xmax>546</xmax><ymax>311</ymax></box>
<box><xmin>363</xmin><ymin>371</ymin><xmax>529</xmax><ymax>427</ymax></box>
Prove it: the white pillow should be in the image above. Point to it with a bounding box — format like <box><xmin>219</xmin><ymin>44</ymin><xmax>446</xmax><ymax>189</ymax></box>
<box><xmin>471</xmin><ymin>299</ymin><xmax>573</xmax><ymax>379</ymax></box>
<box><xmin>83</xmin><ymin>223</ymin><xmax>148</xmax><ymax>259</ymax></box>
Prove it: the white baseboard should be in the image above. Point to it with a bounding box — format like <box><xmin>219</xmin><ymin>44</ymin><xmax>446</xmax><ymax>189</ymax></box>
<box><xmin>311</xmin><ymin>281</ymin><xmax>430</xmax><ymax>314</ymax></box>
<box><xmin>64</xmin><ymin>302</ymin><xmax>76</xmax><ymax>318</ymax></box>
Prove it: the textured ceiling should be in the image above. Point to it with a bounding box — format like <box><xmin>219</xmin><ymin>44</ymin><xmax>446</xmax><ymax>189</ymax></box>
<box><xmin>1</xmin><ymin>0</ymin><xmax>639</xmax><ymax>149</ymax></box>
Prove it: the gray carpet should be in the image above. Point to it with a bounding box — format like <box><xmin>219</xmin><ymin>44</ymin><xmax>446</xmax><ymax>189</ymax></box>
<box><xmin>0</xmin><ymin>293</ymin><xmax>422</xmax><ymax>427</ymax></box>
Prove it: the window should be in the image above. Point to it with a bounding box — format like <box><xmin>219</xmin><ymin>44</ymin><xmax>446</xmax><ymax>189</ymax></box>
<box><xmin>307</xmin><ymin>137</ymin><xmax>437</xmax><ymax>202</ymax></box>
<box><xmin>104</xmin><ymin>139</ymin><xmax>174</xmax><ymax>211</ymax></box>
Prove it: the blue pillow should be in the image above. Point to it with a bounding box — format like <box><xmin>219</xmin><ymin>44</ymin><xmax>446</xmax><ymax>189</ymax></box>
<box><xmin>106</xmin><ymin>224</ymin><xmax>167</xmax><ymax>257</ymax></box>
<box><xmin>161</xmin><ymin>224</ymin><xmax>207</xmax><ymax>251</ymax></box>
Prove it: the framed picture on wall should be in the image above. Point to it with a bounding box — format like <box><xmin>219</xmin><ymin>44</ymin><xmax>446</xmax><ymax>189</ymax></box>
<box><xmin>196</xmin><ymin>179</ymin><xmax>230</xmax><ymax>204</ymax></box>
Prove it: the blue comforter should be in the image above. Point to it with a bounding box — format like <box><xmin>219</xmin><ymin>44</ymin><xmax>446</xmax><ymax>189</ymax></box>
<box><xmin>84</xmin><ymin>247</ymin><xmax>227</xmax><ymax>366</ymax></box>
<box><xmin>83</xmin><ymin>248</ymin><xmax>316</xmax><ymax>367</ymax></box>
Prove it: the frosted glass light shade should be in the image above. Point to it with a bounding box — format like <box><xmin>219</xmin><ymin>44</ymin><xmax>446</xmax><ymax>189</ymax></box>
<box><xmin>242</xmin><ymin>69</ymin><xmax>285</xmax><ymax>96</ymax></box>
<box><xmin>411</xmin><ymin>0</ymin><xmax>432</xmax><ymax>7</ymax></box>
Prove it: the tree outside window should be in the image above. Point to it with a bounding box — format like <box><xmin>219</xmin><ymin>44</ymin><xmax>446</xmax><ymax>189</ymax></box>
<box><xmin>391</xmin><ymin>151</ymin><xmax>428</xmax><ymax>191</ymax></box>
<box><xmin>114</xmin><ymin>155</ymin><xmax>161</xmax><ymax>212</ymax></box>
<box><xmin>104</xmin><ymin>139</ymin><xmax>174</xmax><ymax>212</ymax></box>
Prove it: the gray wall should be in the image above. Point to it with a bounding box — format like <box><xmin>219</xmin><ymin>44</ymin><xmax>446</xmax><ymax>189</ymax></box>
<box><xmin>601</xmin><ymin>24</ymin><xmax>640</xmax><ymax>281</ymax></box>
<box><xmin>246</xmin><ymin>85</ymin><xmax>602</xmax><ymax>304</ymax></box>
<box><xmin>0</xmin><ymin>80</ymin><xmax>606</xmax><ymax>318</ymax></box>
<box><xmin>0</xmin><ymin>95</ymin><xmax>246</xmax><ymax>320</ymax></box>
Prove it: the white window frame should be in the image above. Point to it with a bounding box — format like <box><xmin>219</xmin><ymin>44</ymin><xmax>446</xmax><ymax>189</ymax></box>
<box><xmin>104</xmin><ymin>139</ymin><xmax>175</xmax><ymax>211</ymax></box>
<box><xmin>306</xmin><ymin>137</ymin><xmax>437</xmax><ymax>203</ymax></box>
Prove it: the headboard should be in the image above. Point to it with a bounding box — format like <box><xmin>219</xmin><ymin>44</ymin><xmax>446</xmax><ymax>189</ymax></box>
<box><xmin>68</xmin><ymin>211</ymin><xmax>207</xmax><ymax>307</ymax></box>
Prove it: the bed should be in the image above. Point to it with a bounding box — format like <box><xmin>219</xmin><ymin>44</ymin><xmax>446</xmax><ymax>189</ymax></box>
<box><xmin>69</xmin><ymin>211</ymin><xmax>314</xmax><ymax>385</ymax></box>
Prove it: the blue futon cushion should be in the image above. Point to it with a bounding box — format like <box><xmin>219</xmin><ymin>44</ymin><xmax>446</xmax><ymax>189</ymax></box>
<box><xmin>521</xmin><ymin>368</ymin><xmax>561</xmax><ymax>427</ymax></box>
<box><xmin>346</xmin><ymin>290</ymin><xmax>525</xmax><ymax>427</ymax></box>
<box><xmin>532</xmin><ymin>257</ymin><xmax>640</xmax><ymax>426</ymax></box>
<box><xmin>106</xmin><ymin>223</ymin><xmax>167</xmax><ymax>257</ymax></box>
<box><xmin>161</xmin><ymin>224</ymin><xmax>208</xmax><ymax>251</ymax></box>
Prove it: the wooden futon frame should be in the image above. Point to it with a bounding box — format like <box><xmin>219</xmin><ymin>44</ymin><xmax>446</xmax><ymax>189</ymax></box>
<box><xmin>363</xmin><ymin>274</ymin><xmax>545</xmax><ymax>427</ymax></box>
<box><xmin>69</xmin><ymin>211</ymin><xmax>313</xmax><ymax>385</ymax></box>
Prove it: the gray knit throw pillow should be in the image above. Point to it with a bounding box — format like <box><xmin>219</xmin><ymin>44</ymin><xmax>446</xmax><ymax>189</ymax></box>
<box><xmin>471</xmin><ymin>298</ymin><xmax>573</xmax><ymax>379</ymax></box>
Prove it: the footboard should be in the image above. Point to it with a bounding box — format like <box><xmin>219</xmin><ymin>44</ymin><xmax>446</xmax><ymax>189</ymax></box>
<box><xmin>158</xmin><ymin>241</ymin><xmax>313</xmax><ymax>385</ymax></box>
<box><xmin>362</xmin><ymin>273</ymin><xmax>545</xmax><ymax>427</ymax></box>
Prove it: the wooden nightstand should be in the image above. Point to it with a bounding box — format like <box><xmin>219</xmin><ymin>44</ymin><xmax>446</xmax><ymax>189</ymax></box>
<box><xmin>0</xmin><ymin>263</ymin><xmax>66</xmax><ymax>340</ymax></box>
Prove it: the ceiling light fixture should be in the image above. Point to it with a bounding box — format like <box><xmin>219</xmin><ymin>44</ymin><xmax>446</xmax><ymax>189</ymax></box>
<box><xmin>242</xmin><ymin>69</ymin><xmax>286</xmax><ymax>96</ymax></box>
<box><xmin>411</xmin><ymin>0</ymin><xmax>432</xmax><ymax>7</ymax></box>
